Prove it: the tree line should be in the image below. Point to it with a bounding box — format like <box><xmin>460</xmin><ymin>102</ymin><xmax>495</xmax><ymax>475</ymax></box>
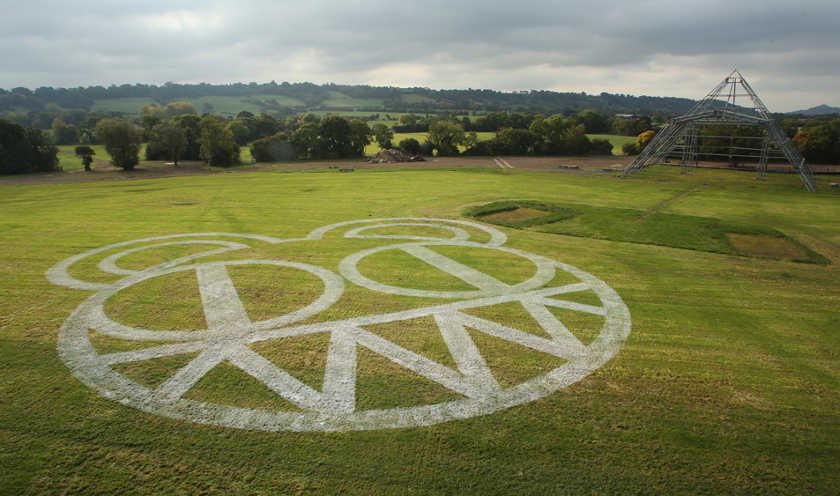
<box><xmin>2</xmin><ymin>105</ymin><xmax>838</xmax><ymax>175</ymax></box>
<box><xmin>0</xmin><ymin>81</ymin><xmax>703</xmax><ymax>116</ymax></box>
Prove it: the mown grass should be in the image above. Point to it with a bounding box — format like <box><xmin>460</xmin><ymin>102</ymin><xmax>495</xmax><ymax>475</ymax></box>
<box><xmin>465</xmin><ymin>199</ymin><xmax>829</xmax><ymax>264</ymax></box>
<box><xmin>0</xmin><ymin>165</ymin><xmax>837</xmax><ymax>494</ymax></box>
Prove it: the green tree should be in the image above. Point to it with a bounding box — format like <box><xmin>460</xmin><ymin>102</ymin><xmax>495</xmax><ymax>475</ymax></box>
<box><xmin>139</xmin><ymin>104</ymin><xmax>164</xmax><ymax>139</ymax></box>
<box><xmin>398</xmin><ymin>138</ymin><xmax>422</xmax><ymax>155</ymax></box>
<box><xmin>291</xmin><ymin>122</ymin><xmax>321</xmax><ymax>159</ymax></box>
<box><xmin>0</xmin><ymin>120</ymin><xmax>59</xmax><ymax>174</ymax></box>
<box><xmin>95</xmin><ymin>118</ymin><xmax>142</xmax><ymax>170</ymax></box>
<box><xmin>51</xmin><ymin>118</ymin><xmax>79</xmax><ymax>145</ymax></box>
<box><xmin>371</xmin><ymin>123</ymin><xmax>394</xmax><ymax>149</ymax></box>
<box><xmin>198</xmin><ymin>115</ymin><xmax>239</xmax><ymax>167</ymax></box>
<box><xmin>150</xmin><ymin>121</ymin><xmax>187</xmax><ymax>166</ymax></box>
<box><xmin>251</xmin><ymin>132</ymin><xmax>295</xmax><ymax>162</ymax></box>
<box><xmin>348</xmin><ymin>120</ymin><xmax>372</xmax><ymax>157</ymax></box>
<box><xmin>428</xmin><ymin>120</ymin><xmax>466</xmax><ymax>156</ymax></box>
<box><xmin>175</xmin><ymin>114</ymin><xmax>202</xmax><ymax>160</ymax></box>
<box><xmin>74</xmin><ymin>145</ymin><xmax>95</xmax><ymax>171</ymax></box>
<box><xmin>226</xmin><ymin>119</ymin><xmax>251</xmax><ymax>146</ymax></box>
<box><xmin>318</xmin><ymin>115</ymin><xmax>353</xmax><ymax>158</ymax></box>
<box><xmin>164</xmin><ymin>101</ymin><xmax>197</xmax><ymax>117</ymax></box>
<box><xmin>562</xmin><ymin>124</ymin><xmax>592</xmax><ymax>155</ymax></box>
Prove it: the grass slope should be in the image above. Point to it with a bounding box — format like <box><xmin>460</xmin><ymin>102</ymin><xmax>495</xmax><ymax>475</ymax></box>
<box><xmin>0</xmin><ymin>166</ymin><xmax>837</xmax><ymax>494</ymax></box>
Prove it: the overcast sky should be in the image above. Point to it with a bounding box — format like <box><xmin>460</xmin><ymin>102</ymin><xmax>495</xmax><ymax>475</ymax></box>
<box><xmin>1</xmin><ymin>0</ymin><xmax>837</xmax><ymax>111</ymax></box>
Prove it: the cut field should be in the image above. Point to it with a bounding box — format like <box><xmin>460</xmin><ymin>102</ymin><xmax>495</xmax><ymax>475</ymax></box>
<box><xmin>0</xmin><ymin>165</ymin><xmax>837</xmax><ymax>494</ymax></box>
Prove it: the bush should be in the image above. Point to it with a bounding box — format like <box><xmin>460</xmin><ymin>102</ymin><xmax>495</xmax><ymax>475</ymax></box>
<box><xmin>590</xmin><ymin>138</ymin><xmax>614</xmax><ymax>156</ymax></box>
<box><xmin>622</xmin><ymin>142</ymin><xmax>639</xmax><ymax>156</ymax></box>
<box><xmin>398</xmin><ymin>138</ymin><xmax>422</xmax><ymax>155</ymax></box>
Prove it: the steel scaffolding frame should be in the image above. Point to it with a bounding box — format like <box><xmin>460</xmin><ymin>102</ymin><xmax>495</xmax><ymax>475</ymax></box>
<box><xmin>620</xmin><ymin>70</ymin><xmax>816</xmax><ymax>192</ymax></box>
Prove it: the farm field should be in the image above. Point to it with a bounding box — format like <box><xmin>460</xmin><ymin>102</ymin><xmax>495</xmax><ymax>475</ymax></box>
<box><xmin>0</xmin><ymin>165</ymin><xmax>837</xmax><ymax>494</ymax></box>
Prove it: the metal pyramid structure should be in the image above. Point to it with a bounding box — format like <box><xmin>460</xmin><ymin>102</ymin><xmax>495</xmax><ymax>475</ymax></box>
<box><xmin>620</xmin><ymin>70</ymin><xmax>816</xmax><ymax>191</ymax></box>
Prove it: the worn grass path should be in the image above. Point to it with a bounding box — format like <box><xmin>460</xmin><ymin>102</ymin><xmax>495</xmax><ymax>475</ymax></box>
<box><xmin>0</xmin><ymin>165</ymin><xmax>837</xmax><ymax>494</ymax></box>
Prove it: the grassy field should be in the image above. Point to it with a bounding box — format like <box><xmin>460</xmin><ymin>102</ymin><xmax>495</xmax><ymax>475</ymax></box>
<box><xmin>0</xmin><ymin>165</ymin><xmax>837</xmax><ymax>494</ymax></box>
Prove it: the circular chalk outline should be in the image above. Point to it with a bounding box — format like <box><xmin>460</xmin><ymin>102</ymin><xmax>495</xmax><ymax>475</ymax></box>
<box><xmin>51</xmin><ymin>219</ymin><xmax>631</xmax><ymax>432</ymax></box>
<box><xmin>339</xmin><ymin>240</ymin><xmax>556</xmax><ymax>299</ymax></box>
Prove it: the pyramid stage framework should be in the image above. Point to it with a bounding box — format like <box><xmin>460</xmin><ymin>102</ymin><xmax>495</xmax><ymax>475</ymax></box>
<box><xmin>620</xmin><ymin>70</ymin><xmax>817</xmax><ymax>192</ymax></box>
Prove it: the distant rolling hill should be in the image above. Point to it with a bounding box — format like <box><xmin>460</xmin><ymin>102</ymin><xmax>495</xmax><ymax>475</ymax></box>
<box><xmin>1</xmin><ymin>81</ymin><xmax>702</xmax><ymax>117</ymax></box>
<box><xmin>788</xmin><ymin>104</ymin><xmax>840</xmax><ymax>116</ymax></box>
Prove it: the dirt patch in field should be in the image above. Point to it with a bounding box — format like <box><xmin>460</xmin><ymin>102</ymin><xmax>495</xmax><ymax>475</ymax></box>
<box><xmin>726</xmin><ymin>233</ymin><xmax>807</xmax><ymax>260</ymax></box>
<box><xmin>482</xmin><ymin>207</ymin><xmax>549</xmax><ymax>224</ymax></box>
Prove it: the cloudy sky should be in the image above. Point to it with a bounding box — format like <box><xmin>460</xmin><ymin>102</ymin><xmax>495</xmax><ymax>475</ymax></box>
<box><xmin>1</xmin><ymin>0</ymin><xmax>838</xmax><ymax>111</ymax></box>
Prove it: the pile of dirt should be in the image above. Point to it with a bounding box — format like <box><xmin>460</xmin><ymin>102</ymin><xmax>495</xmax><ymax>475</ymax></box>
<box><xmin>368</xmin><ymin>149</ymin><xmax>425</xmax><ymax>164</ymax></box>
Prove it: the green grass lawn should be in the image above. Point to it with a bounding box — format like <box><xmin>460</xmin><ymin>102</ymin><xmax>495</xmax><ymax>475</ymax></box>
<box><xmin>0</xmin><ymin>165</ymin><xmax>837</xmax><ymax>494</ymax></box>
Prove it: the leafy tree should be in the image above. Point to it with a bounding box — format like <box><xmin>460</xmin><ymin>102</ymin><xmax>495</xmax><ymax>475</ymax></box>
<box><xmin>428</xmin><ymin>120</ymin><xmax>466</xmax><ymax>156</ymax></box>
<box><xmin>150</xmin><ymin>121</ymin><xmax>187</xmax><ymax>165</ymax></box>
<box><xmin>253</xmin><ymin>113</ymin><xmax>282</xmax><ymax>140</ymax></box>
<box><xmin>0</xmin><ymin>119</ymin><xmax>59</xmax><ymax>174</ymax></box>
<box><xmin>399</xmin><ymin>114</ymin><xmax>418</xmax><ymax>127</ymax></box>
<box><xmin>398</xmin><ymin>137</ymin><xmax>422</xmax><ymax>155</ymax></box>
<box><xmin>226</xmin><ymin>119</ymin><xmax>250</xmax><ymax>146</ymax></box>
<box><xmin>319</xmin><ymin>115</ymin><xmax>353</xmax><ymax>158</ymax></box>
<box><xmin>74</xmin><ymin>145</ymin><xmax>95</xmax><ymax>171</ymax></box>
<box><xmin>493</xmin><ymin>128</ymin><xmax>536</xmax><ymax>155</ymax></box>
<box><xmin>793</xmin><ymin>120</ymin><xmax>840</xmax><ymax>164</ymax></box>
<box><xmin>562</xmin><ymin>125</ymin><xmax>591</xmax><ymax>155</ymax></box>
<box><xmin>198</xmin><ymin>115</ymin><xmax>239</xmax><ymax>167</ymax></box>
<box><xmin>530</xmin><ymin>115</ymin><xmax>570</xmax><ymax>155</ymax></box>
<box><xmin>251</xmin><ymin>132</ymin><xmax>295</xmax><ymax>162</ymax></box>
<box><xmin>175</xmin><ymin>114</ymin><xmax>202</xmax><ymax>160</ymax></box>
<box><xmin>51</xmin><ymin>118</ymin><xmax>79</xmax><ymax>145</ymax></box>
<box><xmin>95</xmin><ymin>118</ymin><xmax>142</xmax><ymax>170</ymax></box>
<box><xmin>372</xmin><ymin>123</ymin><xmax>394</xmax><ymax>149</ymax></box>
<box><xmin>622</xmin><ymin>142</ymin><xmax>639</xmax><ymax>156</ymax></box>
<box><xmin>290</xmin><ymin>122</ymin><xmax>321</xmax><ymax>159</ymax></box>
<box><xmin>164</xmin><ymin>101</ymin><xmax>197</xmax><ymax>117</ymax></box>
<box><xmin>590</xmin><ymin>138</ymin><xmax>614</xmax><ymax>155</ymax></box>
<box><xmin>348</xmin><ymin>120</ymin><xmax>372</xmax><ymax>157</ymax></box>
<box><xmin>577</xmin><ymin>109</ymin><xmax>609</xmax><ymax>133</ymax></box>
<box><xmin>636</xmin><ymin>130</ymin><xmax>655</xmax><ymax>151</ymax></box>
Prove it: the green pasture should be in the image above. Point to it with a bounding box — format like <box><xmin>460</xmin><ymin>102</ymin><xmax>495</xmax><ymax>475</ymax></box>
<box><xmin>0</xmin><ymin>165</ymin><xmax>837</xmax><ymax>494</ymax></box>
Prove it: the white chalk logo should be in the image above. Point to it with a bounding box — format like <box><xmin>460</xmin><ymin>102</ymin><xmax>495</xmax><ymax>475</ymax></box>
<box><xmin>47</xmin><ymin>218</ymin><xmax>631</xmax><ymax>431</ymax></box>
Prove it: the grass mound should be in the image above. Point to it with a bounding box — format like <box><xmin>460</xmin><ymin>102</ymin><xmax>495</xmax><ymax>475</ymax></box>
<box><xmin>466</xmin><ymin>200</ymin><xmax>828</xmax><ymax>264</ymax></box>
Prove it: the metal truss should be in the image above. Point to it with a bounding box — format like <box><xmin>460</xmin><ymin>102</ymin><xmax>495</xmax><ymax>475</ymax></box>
<box><xmin>620</xmin><ymin>70</ymin><xmax>816</xmax><ymax>192</ymax></box>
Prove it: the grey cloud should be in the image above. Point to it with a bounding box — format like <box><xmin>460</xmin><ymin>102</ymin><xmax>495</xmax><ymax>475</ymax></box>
<box><xmin>0</xmin><ymin>0</ymin><xmax>837</xmax><ymax>110</ymax></box>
